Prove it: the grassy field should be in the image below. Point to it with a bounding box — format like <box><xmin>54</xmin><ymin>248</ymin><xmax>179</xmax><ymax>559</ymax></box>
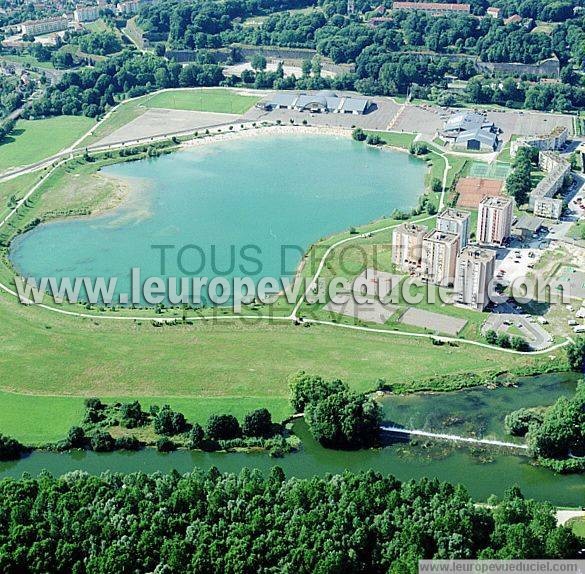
<box><xmin>0</xmin><ymin>280</ymin><xmax>543</xmax><ymax>444</ymax></box>
<box><xmin>0</xmin><ymin>116</ymin><xmax>94</xmax><ymax>172</ymax></box>
<box><xmin>363</xmin><ymin>130</ymin><xmax>417</xmax><ymax>149</ymax></box>
<box><xmin>143</xmin><ymin>88</ymin><xmax>261</xmax><ymax>114</ymax></box>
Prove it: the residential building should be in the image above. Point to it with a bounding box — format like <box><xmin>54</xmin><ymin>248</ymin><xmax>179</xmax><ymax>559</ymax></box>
<box><xmin>421</xmin><ymin>230</ymin><xmax>459</xmax><ymax>286</ymax></box>
<box><xmin>486</xmin><ymin>6</ymin><xmax>501</xmax><ymax>18</ymax></box>
<box><xmin>534</xmin><ymin>197</ymin><xmax>563</xmax><ymax>220</ymax></box>
<box><xmin>74</xmin><ymin>4</ymin><xmax>100</xmax><ymax>22</ymax></box>
<box><xmin>117</xmin><ymin>0</ymin><xmax>140</xmax><ymax>15</ymax></box>
<box><xmin>391</xmin><ymin>222</ymin><xmax>427</xmax><ymax>272</ymax></box>
<box><xmin>511</xmin><ymin>126</ymin><xmax>569</xmax><ymax>157</ymax></box>
<box><xmin>392</xmin><ymin>2</ymin><xmax>471</xmax><ymax>15</ymax></box>
<box><xmin>477</xmin><ymin>196</ymin><xmax>513</xmax><ymax>246</ymax></box>
<box><xmin>528</xmin><ymin>151</ymin><xmax>571</xmax><ymax>210</ymax></box>
<box><xmin>454</xmin><ymin>247</ymin><xmax>496</xmax><ymax>311</ymax></box>
<box><xmin>436</xmin><ymin>208</ymin><xmax>470</xmax><ymax>249</ymax></box>
<box><xmin>21</xmin><ymin>16</ymin><xmax>68</xmax><ymax>36</ymax></box>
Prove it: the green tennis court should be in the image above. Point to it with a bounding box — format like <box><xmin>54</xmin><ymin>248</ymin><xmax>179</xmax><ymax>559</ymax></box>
<box><xmin>468</xmin><ymin>162</ymin><xmax>511</xmax><ymax>180</ymax></box>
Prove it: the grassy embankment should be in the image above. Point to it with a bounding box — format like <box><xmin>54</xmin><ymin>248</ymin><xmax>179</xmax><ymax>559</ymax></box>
<box><xmin>0</xmin><ymin>116</ymin><xmax>94</xmax><ymax>172</ymax></box>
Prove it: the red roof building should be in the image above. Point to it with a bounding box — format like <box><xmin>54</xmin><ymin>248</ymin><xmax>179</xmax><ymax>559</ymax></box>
<box><xmin>392</xmin><ymin>2</ymin><xmax>471</xmax><ymax>14</ymax></box>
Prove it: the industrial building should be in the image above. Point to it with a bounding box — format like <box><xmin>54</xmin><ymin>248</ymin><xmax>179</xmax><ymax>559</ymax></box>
<box><xmin>436</xmin><ymin>208</ymin><xmax>470</xmax><ymax>250</ymax></box>
<box><xmin>477</xmin><ymin>196</ymin><xmax>513</xmax><ymax>246</ymax></box>
<box><xmin>441</xmin><ymin>111</ymin><xmax>499</xmax><ymax>151</ymax></box>
<box><xmin>265</xmin><ymin>91</ymin><xmax>371</xmax><ymax>115</ymax></box>
<box><xmin>391</xmin><ymin>222</ymin><xmax>427</xmax><ymax>273</ymax></box>
<box><xmin>421</xmin><ymin>230</ymin><xmax>460</xmax><ymax>286</ymax></box>
<box><xmin>21</xmin><ymin>16</ymin><xmax>68</xmax><ymax>36</ymax></box>
<box><xmin>454</xmin><ymin>247</ymin><xmax>496</xmax><ymax>311</ymax></box>
<box><xmin>392</xmin><ymin>1</ymin><xmax>471</xmax><ymax>14</ymax></box>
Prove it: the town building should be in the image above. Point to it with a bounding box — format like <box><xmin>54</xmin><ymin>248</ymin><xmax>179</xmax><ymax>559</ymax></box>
<box><xmin>421</xmin><ymin>230</ymin><xmax>460</xmax><ymax>286</ymax></box>
<box><xmin>436</xmin><ymin>208</ymin><xmax>470</xmax><ymax>249</ymax></box>
<box><xmin>391</xmin><ymin>222</ymin><xmax>427</xmax><ymax>272</ymax></box>
<box><xmin>528</xmin><ymin>151</ymin><xmax>571</xmax><ymax>210</ymax></box>
<box><xmin>441</xmin><ymin>111</ymin><xmax>499</xmax><ymax>151</ymax></box>
<box><xmin>455</xmin><ymin>177</ymin><xmax>504</xmax><ymax>209</ymax></box>
<box><xmin>533</xmin><ymin>197</ymin><xmax>563</xmax><ymax>220</ymax></box>
<box><xmin>511</xmin><ymin>126</ymin><xmax>569</xmax><ymax>157</ymax></box>
<box><xmin>477</xmin><ymin>196</ymin><xmax>513</xmax><ymax>246</ymax></box>
<box><xmin>21</xmin><ymin>16</ymin><xmax>68</xmax><ymax>36</ymax></box>
<box><xmin>392</xmin><ymin>1</ymin><xmax>471</xmax><ymax>15</ymax></box>
<box><xmin>454</xmin><ymin>247</ymin><xmax>496</xmax><ymax>311</ymax></box>
<box><xmin>512</xmin><ymin>214</ymin><xmax>543</xmax><ymax>241</ymax></box>
<box><xmin>265</xmin><ymin>91</ymin><xmax>371</xmax><ymax>115</ymax></box>
<box><xmin>74</xmin><ymin>4</ymin><xmax>100</xmax><ymax>22</ymax></box>
<box><xmin>486</xmin><ymin>6</ymin><xmax>501</xmax><ymax>18</ymax></box>
<box><xmin>117</xmin><ymin>0</ymin><xmax>140</xmax><ymax>15</ymax></box>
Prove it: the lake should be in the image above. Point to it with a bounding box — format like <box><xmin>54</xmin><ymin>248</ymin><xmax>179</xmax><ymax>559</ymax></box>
<box><xmin>10</xmin><ymin>134</ymin><xmax>425</xmax><ymax>305</ymax></box>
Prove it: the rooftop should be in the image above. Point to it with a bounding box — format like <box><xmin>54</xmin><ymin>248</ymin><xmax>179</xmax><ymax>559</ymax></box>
<box><xmin>479</xmin><ymin>195</ymin><xmax>513</xmax><ymax>209</ymax></box>
<box><xmin>459</xmin><ymin>246</ymin><xmax>496</xmax><ymax>262</ymax></box>
<box><xmin>514</xmin><ymin>215</ymin><xmax>543</xmax><ymax>232</ymax></box>
<box><xmin>424</xmin><ymin>229</ymin><xmax>459</xmax><ymax>244</ymax></box>
<box><xmin>392</xmin><ymin>1</ymin><xmax>471</xmax><ymax>12</ymax></box>
<box><xmin>438</xmin><ymin>208</ymin><xmax>470</xmax><ymax>222</ymax></box>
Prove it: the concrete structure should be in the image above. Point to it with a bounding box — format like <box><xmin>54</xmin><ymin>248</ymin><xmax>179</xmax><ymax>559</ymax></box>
<box><xmin>421</xmin><ymin>230</ymin><xmax>460</xmax><ymax>286</ymax></box>
<box><xmin>512</xmin><ymin>214</ymin><xmax>543</xmax><ymax>241</ymax></box>
<box><xmin>74</xmin><ymin>5</ymin><xmax>100</xmax><ymax>22</ymax></box>
<box><xmin>511</xmin><ymin>126</ymin><xmax>569</xmax><ymax>157</ymax></box>
<box><xmin>117</xmin><ymin>0</ymin><xmax>140</xmax><ymax>15</ymax></box>
<box><xmin>455</xmin><ymin>177</ymin><xmax>504</xmax><ymax>208</ymax></box>
<box><xmin>21</xmin><ymin>16</ymin><xmax>68</xmax><ymax>36</ymax></box>
<box><xmin>477</xmin><ymin>196</ymin><xmax>513</xmax><ymax>246</ymax></box>
<box><xmin>528</xmin><ymin>151</ymin><xmax>571</xmax><ymax>210</ymax></box>
<box><xmin>454</xmin><ymin>247</ymin><xmax>496</xmax><ymax>311</ymax></box>
<box><xmin>534</xmin><ymin>197</ymin><xmax>563</xmax><ymax>220</ymax></box>
<box><xmin>392</xmin><ymin>2</ymin><xmax>471</xmax><ymax>14</ymax></box>
<box><xmin>486</xmin><ymin>6</ymin><xmax>501</xmax><ymax>18</ymax></box>
<box><xmin>436</xmin><ymin>208</ymin><xmax>470</xmax><ymax>250</ymax></box>
<box><xmin>265</xmin><ymin>91</ymin><xmax>371</xmax><ymax>115</ymax></box>
<box><xmin>442</xmin><ymin>111</ymin><xmax>498</xmax><ymax>151</ymax></box>
<box><xmin>392</xmin><ymin>222</ymin><xmax>427</xmax><ymax>272</ymax></box>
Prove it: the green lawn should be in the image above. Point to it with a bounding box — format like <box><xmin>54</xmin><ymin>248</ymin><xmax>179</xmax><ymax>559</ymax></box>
<box><xmin>143</xmin><ymin>88</ymin><xmax>261</xmax><ymax>114</ymax></box>
<box><xmin>0</xmin><ymin>284</ymin><xmax>541</xmax><ymax>444</ymax></box>
<box><xmin>363</xmin><ymin>130</ymin><xmax>417</xmax><ymax>149</ymax></box>
<box><xmin>567</xmin><ymin>517</ymin><xmax>585</xmax><ymax>538</ymax></box>
<box><xmin>0</xmin><ymin>116</ymin><xmax>94</xmax><ymax>172</ymax></box>
<box><xmin>0</xmin><ymin>54</ymin><xmax>55</xmax><ymax>70</ymax></box>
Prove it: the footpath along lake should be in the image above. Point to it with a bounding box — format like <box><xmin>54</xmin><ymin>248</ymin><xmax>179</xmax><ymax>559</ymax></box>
<box><xmin>10</xmin><ymin>134</ymin><xmax>425</xmax><ymax>304</ymax></box>
<box><xmin>1</xmin><ymin>374</ymin><xmax>584</xmax><ymax>506</ymax></box>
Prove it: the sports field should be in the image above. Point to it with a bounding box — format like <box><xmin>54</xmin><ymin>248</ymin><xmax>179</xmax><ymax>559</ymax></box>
<box><xmin>468</xmin><ymin>161</ymin><xmax>511</xmax><ymax>180</ymax></box>
<box><xmin>143</xmin><ymin>88</ymin><xmax>261</xmax><ymax>114</ymax></box>
<box><xmin>0</xmin><ymin>116</ymin><xmax>94</xmax><ymax>172</ymax></box>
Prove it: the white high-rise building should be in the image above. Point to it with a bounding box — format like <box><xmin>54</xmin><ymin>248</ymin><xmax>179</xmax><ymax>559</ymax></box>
<box><xmin>74</xmin><ymin>5</ymin><xmax>100</xmax><ymax>22</ymax></box>
<box><xmin>454</xmin><ymin>247</ymin><xmax>496</xmax><ymax>311</ymax></box>
<box><xmin>421</xmin><ymin>230</ymin><xmax>459</xmax><ymax>286</ymax></box>
<box><xmin>477</xmin><ymin>196</ymin><xmax>513</xmax><ymax>246</ymax></box>
<box><xmin>436</xmin><ymin>208</ymin><xmax>470</xmax><ymax>250</ymax></box>
<box><xmin>391</xmin><ymin>223</ymin><xmax>427</xmax><ymax>272</ymax></box>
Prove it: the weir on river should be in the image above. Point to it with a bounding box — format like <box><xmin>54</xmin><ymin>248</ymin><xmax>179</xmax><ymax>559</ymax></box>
<box><xmin>381</xmin><ymin>426</ymin><xmax>529</xmax><ymax>450</ymax></box>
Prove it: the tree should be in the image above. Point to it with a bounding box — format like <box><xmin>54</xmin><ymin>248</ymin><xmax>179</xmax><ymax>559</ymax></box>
<box><xmin>0</xmin><ymin>434</ymin><xmax>25</xmax><ymax>460</ymax></box>
<box><xmin>288</xmin><ymin>371</ymin><xmax>347</xmax><ymax>413</ymax></box>
<box><xmin>206</xmin><ymin>414</ymin><xmax>241</xmax><ymax>440</ymax></box>
<box><xmin>157</xmin><ymin>437</ymin><xmax>176</xmax><ymax>452</ymax></box>
<box><xmin>90</xmin><ymin>431</ymin><xmax>115</xmax><ymax>452</ymax></box>
<box><xmin>153</xmin><ymin>405</ymin><xmax>188</xmax><ymax>436</ymax></box>
<box><xmin>485</xmin><ymin>329</ymin><xmax>498</xmax><ymax>345</ymax></box>
<box><xmin>242</xmin><ymin>408</ymin><xmax>273</xmax><ymax>438</ymax></box>
<box><xmin>305</xmin><ymin>390</ymin><xmax>381</xmax><ymax>449</ymax></box>
<box><xmin>566</xmin><ymin>337</ymin><xmax>585</xmax><ymax>371</ymax></box>
<box><xmin>188</xmin><ymin>423</ymin><xmax>205</xmax><ymax>448</ymax></box>
<box><xmin>431</xmin><ymin>177</ymin><xmax>442</xmax><ymax>194</ymax></box>
<box><xmin>352</xmin><ymin>127</ymin><xmax>366</xmax><ymax>141</ymax></box>
<box><xmin>66</xmin><ymin>426</ymin><xmax>86</xmax><ymax>448</ymax></box>
<box><xmin>504</xmin><ymin>408</ymin><xmax>543</xmax><ymax>437</ymax></box>
<box><xmin>251</xmin><ymin>54</ymin><xmax>267</xmax><ymax>71</ymax></box>
<box><xmin>119</xmin><ymin>401</ymin><xmax>147</xmax><ymax>428</ymax></box>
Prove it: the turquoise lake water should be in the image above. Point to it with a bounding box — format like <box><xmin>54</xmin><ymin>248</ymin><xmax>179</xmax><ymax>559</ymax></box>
<box><xmin>10</xmin><ymin>135</ymin><xmax>425</xmax><ymax>305</ymax></box>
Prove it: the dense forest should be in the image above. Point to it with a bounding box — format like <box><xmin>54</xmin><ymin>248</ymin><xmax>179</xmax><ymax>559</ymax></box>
<box><xmin>0</xmin><ymin>469</ymin><xmax>581</xmax><ymax>572</ymax></box>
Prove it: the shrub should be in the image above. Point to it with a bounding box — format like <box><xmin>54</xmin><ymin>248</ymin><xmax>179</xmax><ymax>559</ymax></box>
<box><xmin>156</xmin><ymin>437</ymin><xmax>176</xmax><ymax>452</ymax></box>
<box><xmin>188</xmin><ymin>423</ymin><xmax>205</xmax><ymax>449</ymax></box>
<box><xmin>90</xmin><ymin>431</ymin><xmax>115</xmax><ymax>452</ymax></box>
<box><xmin>114</xmin><ymin>436</ymin><xmax>142</xmax><ymax>451</ymax></box>
<box><xmin>0</xmin><ymin>434</ymin><xmax>25</xmax><ymax>461</ymax></box>
<box><xmin>206</xmin><ymin>414</ymin><xmax>241</xmax><ymax>440</ymax></box>
<box><xmin>153</xmin><ymin>405</ymin><xmax>188</xmax><ymax>436</ymax></box>
<box><xmin>504</xmin><ymin>408</ymin><xmax>544</xmax><ymax>437</ymax></box>
<box><xmin>242</xmin><ymin>408</ymin><xmax>273</xmax><ymax>438</ymax></box>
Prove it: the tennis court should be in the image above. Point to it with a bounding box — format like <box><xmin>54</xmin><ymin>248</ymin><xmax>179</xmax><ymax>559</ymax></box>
<box><xmin>468</xmin><ymin>162</ymin><xmax>511</xmax><ymax>180</ymax></box>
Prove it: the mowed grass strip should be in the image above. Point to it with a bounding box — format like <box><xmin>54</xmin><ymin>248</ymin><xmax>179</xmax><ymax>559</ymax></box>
<box><xmin>143</xmin><ymin>88</ymin><xmax>260</xmax><ymax>114</ymax></box>
<box><xmin>0</xmin><ymin>116</ymin><xmax>94</xmax><ymax>172</ymax></box>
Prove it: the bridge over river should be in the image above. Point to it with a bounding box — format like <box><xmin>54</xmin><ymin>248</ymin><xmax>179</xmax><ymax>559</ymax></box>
<box><xmin>381</xmin><ymin>426</ymin><xmax>528</xmax><ymax>451</ymax></box>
